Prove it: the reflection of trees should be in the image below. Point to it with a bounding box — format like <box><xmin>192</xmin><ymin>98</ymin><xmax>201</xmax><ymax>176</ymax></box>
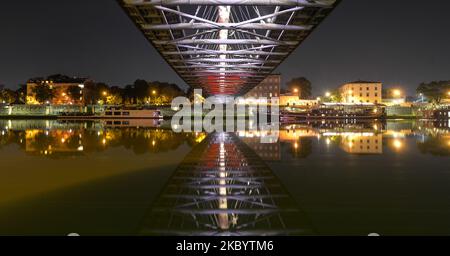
<box><xmin>0</xmin><ymin>131</ymin><xmax>25</xmax><ymax>150</ymax></box>
<box><xmin>417</xmin><ymin>137</ymin><xmax>450</xmax><ymax>156</ymax></box>
<box><xmin>0</xmin><ymin>127</ymin><xmax>205</xmax><ymax>157</ymax></box>
<box><xmin>288</xmin><ymin>138</ymin><xmax>313</xmax><ymax>159</ymax></box>
<box><xmin>105</xmin><ymin>128</ymin><xmax>197</xmax><ymax>155</ymax></box>
<box><xmin>29</xmin><ymin>132</ymin><xmax>56</xmax><ymax>151</ymax></box>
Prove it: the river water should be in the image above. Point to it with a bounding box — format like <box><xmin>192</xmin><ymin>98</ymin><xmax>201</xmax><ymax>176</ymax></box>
<box><xmin>0</xmin><ymin>119</ymin><xmax>448</xmax><ymax>235</ymax></box>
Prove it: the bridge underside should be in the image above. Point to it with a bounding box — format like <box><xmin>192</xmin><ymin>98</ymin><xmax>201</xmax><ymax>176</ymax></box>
<box><xmin>118</xmin><ymin>0</ymin><xmax>340</xmax><ymax>96</ymax></box>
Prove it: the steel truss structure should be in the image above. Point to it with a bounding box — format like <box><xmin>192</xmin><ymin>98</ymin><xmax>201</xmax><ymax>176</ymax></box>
<box><xmin>140</xmin><ymin>133</ymin><xmax>313</xmax><ymax>236</ymax></box>
<box><xmin>118</xmin><ymin>0</ymin><xmax>340</xmax><ymax>95</ymax></box>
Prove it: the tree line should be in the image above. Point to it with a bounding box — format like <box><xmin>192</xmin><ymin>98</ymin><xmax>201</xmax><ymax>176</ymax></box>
<box><xmin>0</xmin><ymin>75</ymin><xmax>187</xmax><ymax>105</ymax></box>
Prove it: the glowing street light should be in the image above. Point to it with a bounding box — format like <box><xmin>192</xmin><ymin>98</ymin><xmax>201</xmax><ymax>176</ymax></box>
<box><xmin>102</xmin><ymin>91</ymin><xmax>108</xmax><ymax>96</ymax></box>
<box><xmin>325</xmin><ymin>92</ymin><xmax>331</xmax><ymax>97</ymax></box>
<box><xmin>393</xmin><ymin>89</ymin><xmax>402</xmax><ymax>97</ymax></box>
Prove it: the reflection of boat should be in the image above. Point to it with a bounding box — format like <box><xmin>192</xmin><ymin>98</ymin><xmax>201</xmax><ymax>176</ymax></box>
<box><xmin>102</xmin><ymin>119</ymin><xmax>162</xmax><ymax>128</ymax></box>
<box><xmin>101</xmin><ymin>107</ymin><xmax>163</xmax><ymax>119</ymax></box>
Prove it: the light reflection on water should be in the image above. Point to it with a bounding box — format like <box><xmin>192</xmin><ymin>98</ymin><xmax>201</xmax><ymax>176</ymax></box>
<box><xmin>0</xmin><ymin>119</ymin><xmax>449</xmax><ymax>235</ymax></box>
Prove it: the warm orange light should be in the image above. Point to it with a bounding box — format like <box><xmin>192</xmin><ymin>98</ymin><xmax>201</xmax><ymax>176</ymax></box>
<box><xmin>393</xmin><ymin>89</ymin><xmax>402</xmax><ymax>97</ymax></box>
<box><xmin>393</xmin><ymin>139</ymin><xmax>403</xmax><ymax>150</ymax></box>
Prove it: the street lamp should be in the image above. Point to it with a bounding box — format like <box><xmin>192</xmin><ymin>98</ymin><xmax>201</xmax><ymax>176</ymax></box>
<box><xmin>393</xmin><ymin>89</ymin><xmax>402</xmax><ymax>97</ymax></box>
<box><xmin>325</xmin><ymin>92</ymin><xmax>331</xmax><ymax>98</ymax></box>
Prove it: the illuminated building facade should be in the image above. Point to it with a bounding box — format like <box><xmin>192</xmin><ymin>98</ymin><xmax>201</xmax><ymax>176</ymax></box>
<box><xmin>27</xmin><ymin>77</ymin><xmax>87</xmax><ymax>105</ymax></box>
<box><xmin>340</xmin><ymin>81</ymin><xmax>382</xmax><ymax>104</ymax></box>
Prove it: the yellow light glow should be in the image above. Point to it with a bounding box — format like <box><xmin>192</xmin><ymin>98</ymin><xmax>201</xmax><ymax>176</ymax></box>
<box><xmin>325</xmin><ymin>92</ymin><xmax>331</xmax><ymax>97</ymax></box>
<box><xmin>393</xmin><ymin>139</ymin><xmax>403</xmax><ymax>150</ymax></box>
<box><xmin>294</xmin><ymin>142</ymin><xmax>299</xmax><ymax>149</ymax></box>
<box><xmin>393</xmin><ymin>89</ymin><xmax>402</xmax><ymax>97</ymax></box>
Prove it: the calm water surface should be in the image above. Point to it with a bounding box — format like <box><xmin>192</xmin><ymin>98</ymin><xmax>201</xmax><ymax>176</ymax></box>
<box><xmin>0</xmin><ymin>119</ymin><xmax>448</xmax><ymax>235</ymax></box>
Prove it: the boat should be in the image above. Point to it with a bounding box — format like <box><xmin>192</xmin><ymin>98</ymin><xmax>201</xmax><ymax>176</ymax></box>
<box><xmin>101</xmin><ymin>107</ymin><xmax>163</xmax><ymax>119</ymax></box>
<box><xmin>281</xmin><ymin>104</ymin><xmax>385</xmax><ymax>122</ymax></box>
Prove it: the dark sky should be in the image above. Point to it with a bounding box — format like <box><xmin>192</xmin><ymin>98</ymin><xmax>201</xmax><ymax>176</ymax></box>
<box><xmin>0</xmin><ymin>0</ymin><xmax>449</xmax><ymax>95</ymax></box>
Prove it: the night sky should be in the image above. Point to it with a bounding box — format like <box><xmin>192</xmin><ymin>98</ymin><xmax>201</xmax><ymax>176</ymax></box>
<box><xmin>0</xmin><ymin>0</ymin><xmax>449</xmax><ymax>95</ymax></box>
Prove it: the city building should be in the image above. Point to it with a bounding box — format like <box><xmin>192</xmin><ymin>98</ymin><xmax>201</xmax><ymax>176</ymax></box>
<box><xmin>245</xmin><ymin>74</ymin><xmax>281</xmax><ymax>99</ymax></box>
<box><xmin>27</xmin><ymin>75</ymin><xmax>87</xmax><ymax>105</ymax></box>
<box><xmin>339</xmin><ymin>81</ymin><xmax>382</xmax><ymax>104</ymax></box>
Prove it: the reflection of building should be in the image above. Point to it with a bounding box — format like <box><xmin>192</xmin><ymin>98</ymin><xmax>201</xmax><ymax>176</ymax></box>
<box><xmin>340</xmin><ymin>81</ymin><xmax>382</xmax><ymax>104</ymax></box>
<box><xmin>245</xmin><ymin>74</ymin><xmax>280</xmax><ymax>99</ymax></box>
<box><xmin>279</xmin><ymin>128</ymin><xmax>318</xmax><ymax>142</ymax></box>
<box><xmin>27</xmin><ymin>76</ymin><xmax>87</xmax><ymax>105</ymax></box>
<box><xmin>240</xmin><ymin>137</ymin><xmax>281</xmax><ymax>161</ymax></box>
<box><xmin>340</xmin><ymin>134</ymin><xmax>383</xmax><ymax>154</ymax></box>
<box><xmin>25</xmin><ymin>130</ymin><xmax>84</xmax><ymax>156</ymax></box>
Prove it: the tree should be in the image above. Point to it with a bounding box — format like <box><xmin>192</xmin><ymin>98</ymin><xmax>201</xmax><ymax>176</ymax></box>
<box><xmin>325</xmin><ymin>89</ymin><xmax>342</xmax><ymax>103</ymax></box>
<box><xmin>286</xmin><ymin>77</ymin><xmax>312</xmax><ymax>99</ymax></box>
<box><xmin>67</xmin><ymin>85</ymin><xmax>83</xmax><ymax>103</ymax></box>
<box><xmin>106</xmin><ymin>86</ymin><xmax>124</xmax><ymax>105</ymax></box>
<box><xmin>32</xmin><ymin>84</ymin><xmax>55</xmax><ymax>104</ymax></box>
<box><xmin>84</xmin><ymin>82</ymin><xmax>110</xmax><ymax>105</ymax></box>
<box><xmin>416</xmin><ymin>81</ymin><xmax>450</xmax><ymax>104</ymax></box>
<box><xmin>15</xmin><ymin>84</ymin><xmax>27</xmax><ymax>104</ymax></box>
<box><xmin>0</xmin><ymin>88</ymin><xmax>17</xmax><ymax>104</ymax></box>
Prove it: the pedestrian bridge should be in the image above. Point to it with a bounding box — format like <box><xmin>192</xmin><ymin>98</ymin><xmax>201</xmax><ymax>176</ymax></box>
<box><xmin>118</xmin><ymin>0</ymin><xmax>340</xmax><ymax>95</ymax></box>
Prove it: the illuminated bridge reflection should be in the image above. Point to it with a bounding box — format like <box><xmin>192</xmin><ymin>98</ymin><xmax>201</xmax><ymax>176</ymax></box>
<box><xmin>140</xmin><ymin>133</ymin><xmax>313</xmax><ymax>236</ymax></box>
